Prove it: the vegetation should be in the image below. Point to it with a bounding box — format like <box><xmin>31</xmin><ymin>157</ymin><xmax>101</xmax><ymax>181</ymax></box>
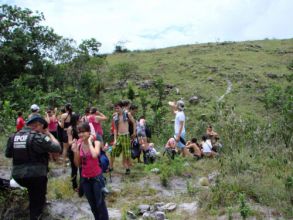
<box><xmin>0</xmin><ymin>4</ymin><xmax>292</xmax><ymax>219</ymax></box>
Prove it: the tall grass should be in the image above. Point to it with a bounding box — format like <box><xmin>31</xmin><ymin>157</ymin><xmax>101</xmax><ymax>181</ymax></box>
<box><xmin>197</xmin><ymin>103</ymin><xmax>293</xmax><ymax>218</ymax></box>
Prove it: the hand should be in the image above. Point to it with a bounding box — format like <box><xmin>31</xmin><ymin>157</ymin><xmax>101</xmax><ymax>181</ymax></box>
<box><xmin>88</xmin><ymin>135</ymin><xmax>94</xmax><ymax>143</ymax></box>
<box><xmin>175</xmin><ymin>136</ymin><xmax>180</xmax><ymax>142</ymax></box>
<box><xmin>71</xmin><ymin>139</ymin><xmax>79</xmax><ymax>152</ymax></box>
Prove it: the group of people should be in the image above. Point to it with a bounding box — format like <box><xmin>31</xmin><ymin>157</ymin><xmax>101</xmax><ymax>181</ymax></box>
<box><xmin>7</xmin><ymin>100</ymin><xmax>222</xmax><ymax>220</ymax></box>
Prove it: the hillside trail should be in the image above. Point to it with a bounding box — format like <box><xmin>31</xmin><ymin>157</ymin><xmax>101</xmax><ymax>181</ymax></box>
<box><xmin>217</xmin><ymin>79</ymin><xmax>232</xmax><ymax>102</ymax></box>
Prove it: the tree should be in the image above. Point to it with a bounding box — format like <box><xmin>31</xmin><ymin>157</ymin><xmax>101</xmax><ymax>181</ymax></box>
<box><xmin>0</xmin><ymin>4</ymin><xmax>61</xmax><ymax>87</ymax></box>
<box><xmin>78</xmin><ymin>38</ymin><xmax>102</xmax><ymax>57</ymax></box>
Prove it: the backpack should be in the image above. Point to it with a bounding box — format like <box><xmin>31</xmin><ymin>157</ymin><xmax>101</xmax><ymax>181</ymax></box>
<box><xmin>131</xmin><ymin>138</ymin><xmax>141</xmax><ymax>159</ymax></box>
<box><xmin>145</xmin><ymin>124</ymin><xmax>152</xmax><ymax>139</ymax></box>
<box><xmin>99</xmin><ymin>150</ymin><xmax>110</xmax><ymax>173</ymax></box>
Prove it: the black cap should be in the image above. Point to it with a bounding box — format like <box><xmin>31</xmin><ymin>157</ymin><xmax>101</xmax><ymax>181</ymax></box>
<box><xmin>26</xmin><ymin>115</ymin><xmax>48</xmax><ymax>129</ymax></box>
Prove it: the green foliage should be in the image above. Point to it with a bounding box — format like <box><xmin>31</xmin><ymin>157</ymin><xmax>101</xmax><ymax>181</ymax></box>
<box><xmin>0</xmin><ymin>100</ymin><xmax>16</xmax><ymax>133</ymax></box>
<box><xmin>186</xmin><ymin>180</ymin><xmax>198</xmax><ymax>196</ymax></box>
<box><xmin>111</xmin><ymin>62</ymin><xmax>138</xmax><ymax>81</ymax></box>
<box><xmin>138</xmin><ymin>90</ymin><xmax>149</xmax><ymax>117</ymax></box>
<box><xmin>0</xmin><ymin>4</ymin><xmax>61</xmax><ymax>87</ymax></box>
<box><xmin>127</xmin><ymin>83</ymin><xmax>135</xmax><ymax>101</ymax></box>
<box><xmin>239</xmin><ymin>193</ymin><xmax>251</xmax><ymax>219</ymax></box>
<box><xmin>78</xmin><ymin>38</ymin><xmax>101</xmax><ymax>57</ymax></box>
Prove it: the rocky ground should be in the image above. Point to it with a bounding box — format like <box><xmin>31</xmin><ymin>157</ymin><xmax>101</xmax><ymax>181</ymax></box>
<box><xmin>0</xmin><ymin>161</ymin><xmax>285</xmax><ymax>220</ymax></box>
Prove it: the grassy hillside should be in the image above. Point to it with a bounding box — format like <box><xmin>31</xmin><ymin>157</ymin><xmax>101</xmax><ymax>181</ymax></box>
<box><xmin>0</xmin><ymin>39</ymin><xmax>292</xmax><ymax>219</ymax></box>
<box><xmin>106</xmin><ymin>39</ymin><xmax>292</xmax><ymax>118</ymax></box>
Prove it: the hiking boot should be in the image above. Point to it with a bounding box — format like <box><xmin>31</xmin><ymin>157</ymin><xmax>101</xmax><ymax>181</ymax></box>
<box><xmin>125</xmin><ymin>169</ymin><xmax>131</xmax><ymax>175</ymax></box>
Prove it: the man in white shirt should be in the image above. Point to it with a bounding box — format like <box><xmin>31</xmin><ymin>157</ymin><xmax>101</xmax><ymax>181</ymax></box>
<box><xmin>169</xmin><ymin>100</ymin><xmax>187</xmax><ymax>155</ymax></box>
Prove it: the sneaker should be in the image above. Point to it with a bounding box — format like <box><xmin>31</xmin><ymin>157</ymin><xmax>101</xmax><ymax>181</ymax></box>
<box><xmin>125</xmin><ymin>169</ymin><xmax>131</xmax><ymax>175</ymax></box>
<box><xmin>102</xmin><ymin>187</ymin><xmax>110</xmax><ymax>195</ymax></box>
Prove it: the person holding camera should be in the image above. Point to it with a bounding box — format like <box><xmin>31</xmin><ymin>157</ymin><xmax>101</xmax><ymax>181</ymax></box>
<box><xmin>71</xmin><ymin>122</ymin><xmax>109</xmax><ymax>220</ymax></box>
<box><xmin>5</xmin><ymin>115</ymin><xmax>61</xmax><ymax>220</ymax></box>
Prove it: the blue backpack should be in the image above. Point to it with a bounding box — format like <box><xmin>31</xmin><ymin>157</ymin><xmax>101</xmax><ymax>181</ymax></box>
<box><xmin>99</xmin><ymin>151</ymin><xmax>110</xmax><ymax>173</ymax></box>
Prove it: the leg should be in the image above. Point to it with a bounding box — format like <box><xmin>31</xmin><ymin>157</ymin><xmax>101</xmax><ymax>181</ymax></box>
<box><xmin>110</xmin><ymin>136</ymin><xmax>122</xmax><ymax>170</ymax></box>
<box><xmin>92</xmin><ymin>178</ymin><xmax>109</xmax><ymax>220</ymax></box>
<box><xmin>17</xmin><ymin>177</ymin><xmax>47</xmax><ymax>220</ymax></box>
<box><xmin>121</xmin><ymin>135</ymin><xmax>131</xmax><ymax>169</ymax></box>
<box><xmin>68</xmin><ymin>149</ymin><xmax>78</xmax><ymax>189</ymax></box>
<box><xmin>82</xmin><ymin>179</ymin><xmax>100</xmax><ymax>220</ymax></box>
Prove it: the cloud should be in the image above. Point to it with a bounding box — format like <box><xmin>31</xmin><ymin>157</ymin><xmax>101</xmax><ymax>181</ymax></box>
<box><xmin>1</xmin><ymin>0</ymin><xmax>292</xmax><ymax>53</ymax></box>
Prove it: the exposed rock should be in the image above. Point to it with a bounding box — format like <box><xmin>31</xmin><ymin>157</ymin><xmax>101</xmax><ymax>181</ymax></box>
<box><xmin>108</xmin><ymin>208</ymin><xmax>122</xmax><ymax>220</ymax></box>
<box><xmin>199</xmin><ymin>177</ymin><xmax>209</xmax><ymax>186</ymax></box>
<box><xmin>266</xmin><ymin>73</ymin><xmax>278</xmax><ymax>79</ymax></box>
<box><xmin>165</xmin><ymin>84</ymin><xmax>174</xmax><ymax>89</ymax></box>
<box><xmin>208</xmin><ymin>171</ymin><xmax>220</xmax><ymax>183</ymax></box>
<box><xmin>139</xmin><ymin>204</ymin><xmax>151</xmax><ymax>214</ymax></box>
<box><xmin>154</xmin><ymin>202</ymin><xmax>165</xmax><ymax>211</ymax></box>
<box><xmin>127</xmin><ymin>210</ymin><xmax>137</xmax><ymax>219</ymax></box>
<box><xmin>160</xmin><ymin>203</ymin><xmax>177</xmax><ymax>212</ymax></box>
<box><xmin>154</xmin><ymin>211</ymin><xmax>165</xmax><ymax>220</ymax></box>
<box><xmin>178</xmin><ymin>202</ymin><xmax>198</xmax><ymax>215</ymax></box>
<box><xmin>208</xmin><ymin>77</ymin><xmax>214</xmax><ymax>82</ymax></box>
<box><xmin>189</xmin><ymin>96</ymin><xmax>200</xmax><ymax>104</ymax></box>
<box><xmin>137</xmin><ymin>80</ymin><xmax>154</xmax><ymax>89</ymax></box>
<box><xmin>142</xmin><ymin>211</ymin><xmax>156</xmax><ymax>220</ymax></box>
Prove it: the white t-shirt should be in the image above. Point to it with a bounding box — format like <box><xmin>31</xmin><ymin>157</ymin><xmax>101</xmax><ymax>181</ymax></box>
<box><xmin>202</xmin><ymin>140</ymin><xmax>213</xmax><ymax>153</ymax></box>
<box><xmin>174</xmin><ymin>111</ymin><xmax>185</xmax><ymax>134</ymax></box>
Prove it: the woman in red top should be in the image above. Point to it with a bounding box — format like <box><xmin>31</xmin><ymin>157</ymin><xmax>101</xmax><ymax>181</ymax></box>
<box><xmin>72</xmin><ymin>122</ymin><xmax>108</xmax><ymax>220</ymax></box>
<box><xmin>16</xmin><ymin>111</ymin><xmax>25</xmax><ymax>131</ymax></box>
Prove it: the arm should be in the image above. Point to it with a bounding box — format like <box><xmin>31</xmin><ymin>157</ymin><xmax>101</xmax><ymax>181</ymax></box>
<box><xmin>60</xmin><ymin>114</ymin><xmax>65</xmax><ymax>128</ymax></box>
<box><xmin>88</xmin><ymin>137</ymin><xmax>101</xmax><ymax>158</ymax></box>
<box><xmin>71</xmin><ymin>140</ymin><xmax>81</xmax><ymax>167</ymax></box>
<box><xmin>113</xmin><ymin>119</ymin><xmax>117</xmax><ymax>146</ymax></box>
<box><xmin>33</xmin><ymin>132</ymin><xmax>61</xmax><ymax>153</ymax></box>
<box><xmin>45</xmin><ymin>112</ymin><xmax>50</xmax><ymax>124</ymax></box>
<box><xmin>168</xmin><ymin>101</ymin><xmax>177</xmax><ymax>115</ymax></box>
<box><xmin>5</xmin><ymin>134</ymin><xmax>15</xmax><ymax>158</ymax></box>
<box><xmin>67</xmin><ymin>127</ymin><xmax>74</xmax><ymax>146</ymax></box>
<box><xmin>95</xmin><ymin>112</ymin><xmax>108</xmax><ymax>122</ymax></box>
<box><xmin>128</xmin><ymin>113</ymin><xmax>136</xmax><ymax>138</ymax></box>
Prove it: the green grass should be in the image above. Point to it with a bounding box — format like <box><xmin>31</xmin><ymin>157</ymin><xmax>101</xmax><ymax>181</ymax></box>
<box><xmin>0</xmin><ymin>38</ymin><xmax>292</xmax><ymax>219</ymax></box>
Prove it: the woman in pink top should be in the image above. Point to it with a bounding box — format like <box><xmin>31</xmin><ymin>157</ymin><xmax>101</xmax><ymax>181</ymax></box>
<box><xmin>45</xmin><ymin>108</ymin><xmax>58</xmax><ymax>138</ymax></box>
<box><xmin>87</xmin><ymin>107</ymin><xmax>107</xmax><ymax>142</ymax></box>
<box><xmin>72</xmin><ymin>122</ymin><xmax>108</xmax><ymax>220</ymax></box>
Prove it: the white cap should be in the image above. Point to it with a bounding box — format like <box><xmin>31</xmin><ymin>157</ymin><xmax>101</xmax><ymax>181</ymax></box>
<box><xmin>30</xmin><ymin>104</ymin><xmax>40</xmax><ymax>111</ymax></box>
<box><xmin>176</xmin><ymin>100</ymin><xmax>185</xmax><ymax>111</ymax></box>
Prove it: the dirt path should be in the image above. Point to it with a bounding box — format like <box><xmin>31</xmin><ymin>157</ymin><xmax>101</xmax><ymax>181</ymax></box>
<box><xmin>217</xmin><ymin>79</ymin><xmax>232</xmax><ymax>102</ymax></box>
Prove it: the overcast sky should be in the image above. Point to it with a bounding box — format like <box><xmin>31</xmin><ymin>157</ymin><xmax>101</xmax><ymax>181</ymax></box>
<box><xmin>1</xmin><ymin>0</ymin><xmax>293</xmax><ymax>53</ymax></box>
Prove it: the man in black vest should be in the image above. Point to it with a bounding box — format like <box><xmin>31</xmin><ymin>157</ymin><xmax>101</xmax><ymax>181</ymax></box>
<box><xmin>5</xmin><ymin>115</ymin><xmax>61</xmax><ymax>220</ymax></box>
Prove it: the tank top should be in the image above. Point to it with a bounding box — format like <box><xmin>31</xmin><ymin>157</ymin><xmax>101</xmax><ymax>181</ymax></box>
<box><xmin>88</xmin><ymin>115</ymin><xmax>103</xmax><ymax>136</ymax></box>
<box><xmin>48</xmin><ymin>116</ymin><xmax>58</xmax><ymax>132</ymax></box>
<box><xmin>79</xmin><ymin>140</ymin><xmax>102</xmax><ymax>178</ymax></box>
<box><xmin>64</xmin><ymin>114</ymin><xmax>71</xmax><ymax>129</ymax></box>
